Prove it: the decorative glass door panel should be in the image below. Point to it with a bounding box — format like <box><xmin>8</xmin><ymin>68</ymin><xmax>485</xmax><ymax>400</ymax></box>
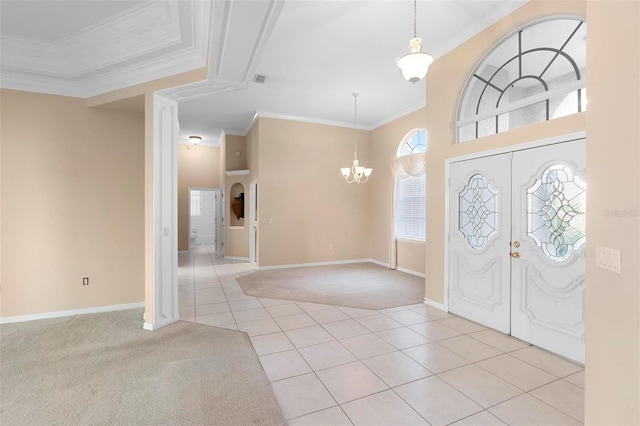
<box><xmin>512</xmin><ymin>139</ymin><xmax>586</xmax><ymax>363</ymax></box>
<box><xmin>449</xmin><ymin>154</ymin><xmax>511</xmax><ymax>334</ymax></box>
<box><xmin>449</xmin><ymin>138</ymin><xmax>586</xmax><ymax>363</ymax></box>
<box><xmin>459</xmin><ymin>174</ymin><xmax>499</xmax><ymax>250</ymax></box>
<box><xmin>526</xmin><ymin>164</ymin><xmax>586</xmax><ymax>261</ymax></box>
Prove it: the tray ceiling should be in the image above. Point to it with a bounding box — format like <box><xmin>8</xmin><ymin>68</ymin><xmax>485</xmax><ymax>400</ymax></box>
<box><xmin>0</xmin><ymin>0</ymin><xmax>528</xmax><ymax>145</ymax></box>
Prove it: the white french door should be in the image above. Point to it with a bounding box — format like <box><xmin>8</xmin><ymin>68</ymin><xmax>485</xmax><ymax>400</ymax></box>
<box><xmin>448</xmin><ymin>153</ymin><xmax>512</xmax><ymax>334</ymax></box>
<box><xmin>449</xmin><ymin>139</ymin><xmax>586</xmax><ymax>363</ymax></box>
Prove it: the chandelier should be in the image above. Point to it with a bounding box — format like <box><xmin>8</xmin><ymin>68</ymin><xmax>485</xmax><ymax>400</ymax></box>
<box><xmin>340</xmin><ymin>93</ymin><xmax>372</xmax><ymax>184</ymax></box>
<box><xmin>396</xmin><ymin>0</ymin><xmax>433</xmax><ymax>83</ymax></box>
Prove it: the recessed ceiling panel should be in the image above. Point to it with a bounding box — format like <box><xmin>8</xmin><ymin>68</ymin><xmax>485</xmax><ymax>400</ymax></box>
<box><xmin>0</xmin><ymin>1</ymin><xmax>140</xmax><ymax>41</ymax></box>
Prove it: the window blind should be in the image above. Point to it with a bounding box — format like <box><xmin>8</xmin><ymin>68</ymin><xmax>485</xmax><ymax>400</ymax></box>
<box><xmin>395</xmin><ymin>174</ymin><xmax>426</xmax><ymax>240</ymax></box>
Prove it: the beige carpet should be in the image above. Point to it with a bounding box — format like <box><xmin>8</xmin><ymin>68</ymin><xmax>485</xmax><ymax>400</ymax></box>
<box><xmin>237</xmin><ymin>262</ymin><xmax>425</xmax><ymax>310</ymax></box>
<box><xmin>0</xmin><ymin>309</ymin><xmax>285</xmax><ymax>426</ymax></box>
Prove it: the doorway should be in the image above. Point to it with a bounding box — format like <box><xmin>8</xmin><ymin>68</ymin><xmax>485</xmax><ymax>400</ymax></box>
<box><xmin>189</xmin><ymin>188</ymin><xmax>219</xmax><ymax>251</ymax></box>
<box><xmin>448</xmin><ymin>138</ymin><xmax>586</xmax><ymax>363</ymax></box>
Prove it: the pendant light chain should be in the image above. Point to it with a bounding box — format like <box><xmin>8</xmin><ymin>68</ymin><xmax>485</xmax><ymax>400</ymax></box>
<box><xmin>413</xmin><ymin>0</ymin><xmax>417</xmax><ymax>38</ymax></box>
<box><xmin>396</xmin><ymin>0</ymin><xmax>433</xmax><ymax>83</ymax></box>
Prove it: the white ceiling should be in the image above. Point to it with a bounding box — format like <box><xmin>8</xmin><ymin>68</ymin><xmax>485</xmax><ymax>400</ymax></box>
<box><xmin>0</xmin><ymin>0</ymin><xmax>527</xmax><ymax>145</ymax></box>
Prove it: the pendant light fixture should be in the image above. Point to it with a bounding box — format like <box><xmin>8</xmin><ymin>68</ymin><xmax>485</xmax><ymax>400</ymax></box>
<box><xmin>396</xmin><ymin>0</ymin><xmax>433</xmax><ymax>83</ymax></box>
<box><xmin>340</xmin><ymin>93</ymin><xmax>372</xmax><ymax>184</ymax></box>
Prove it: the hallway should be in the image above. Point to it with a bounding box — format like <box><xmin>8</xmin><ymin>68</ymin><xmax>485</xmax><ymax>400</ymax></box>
<box><xmin>178</xmin><ymin>246</ymin><xmax>585</xmax><ymax>425</ymax></box>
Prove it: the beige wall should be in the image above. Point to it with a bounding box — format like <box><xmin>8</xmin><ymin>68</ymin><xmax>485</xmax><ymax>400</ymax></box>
<box><xmin>247</xmin><ymin>119</ymin><xmax>260</xmax><ymax>182</ymax></box>
<box><xmin>177</xmin><ymin>145</ymin><xmax>221</xmax><ymax>251</ymax></box>
<box><xmin>369</xmin><ymin>107</ymin><xmax>428</xmax><ymax>275</ymax></box>
<box><xmin>396</xmin><ymin>240</ymin><xmax>425</xmax><ymax>276</ymax></box>
<box><xmin>1</xmin><ymin>89</ymin><xmax>144</xmax><ymax>318</ymax></box>
<box><xmin>94</xmin><ymin>68</ymin><xmax>207</xmax><ymax>324</ymax></box>
<box><xmin>225</xmin><ymin>134</ymin><xmax>247</xmax><ymax>171</ymax></box>
<box><xmin>219</xmin><ymin>134</ymin><xmax>226</xmax><ymax>187</ymax></box>
<box><xmin>256</xmin><ymin>117</ymin><xmax>372</xmax><ymax>266</ymax></box>
<box><xmin>421</xmin><ymin>0</ymin><xmax>639</xmax><ymax>423</ymax></box>
<box><xmin>246</xmin><ymin>121</ymin><xmax>260</xmax><ymax>261</ymax></box>
<box><xmin>423</xmin><ymin>0</ymin><xmax>587</xmax><ymax>304</ymax></box>
<box><xmin>585</xmin><ymin>1</ymin><xmax>639</xmax><ymax>424</ymax></box>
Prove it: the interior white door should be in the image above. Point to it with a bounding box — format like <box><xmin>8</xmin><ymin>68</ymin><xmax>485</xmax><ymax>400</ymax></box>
<box><xmin>448</xmin><ymin>153</ymin><xmax>512</xmax><ymax>333</ymax></box>
<box><xmin>189</xmin><ymin>189</ymin><xmax>217</xmax><ymax>247</ymax></box>
<box><xmin>511</xmin><ymin>139</ymin><xmax>586</xmax><ymax>363</ymax></box>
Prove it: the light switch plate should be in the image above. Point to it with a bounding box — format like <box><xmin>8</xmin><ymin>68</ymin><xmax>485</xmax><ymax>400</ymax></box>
<box><xmin>596</xmin><ymin>245</ymin><xmax>621</xmax><ymax>274</ymax></box>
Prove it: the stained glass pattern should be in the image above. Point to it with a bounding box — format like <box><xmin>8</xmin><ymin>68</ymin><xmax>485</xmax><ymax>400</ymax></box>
<box><xmin>459</xmin><ymin>174</ymin><xmax>498</xmax><ymax>250</ymax></box>
<box><xmin>527</xmin><ymin>164</ymin><xmax>586</xmax><ymax>261</ymax></box>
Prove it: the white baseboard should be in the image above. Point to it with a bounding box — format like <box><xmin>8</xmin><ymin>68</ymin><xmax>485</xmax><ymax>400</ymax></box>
<box><xmin>368</xmin><ymin>258</ymin><xmax>390</xmax><ymax>268</ymax></box>
<box><xmin>258</xmin><ymin>259</ymin><xmax>371</xmax><ymax>271</ymax></box>
<box><xmin>0</xmin><ymin>302</ymin><xmax>145</xmax><ymax>325</ymax></box>
<box><xmin>225</xmin><ymin>256</ymin><xmax>249</xmax><ymax>261</ymax></box>
<box><xmin>396</xmin><ymin>267</ymin><xmax>426</xmax><ymax>278</ymax></box>
<box><xmin>257</xmin><ymin>259</ymin><xmax>427</xmax><ymax>274</ymax></box>
<box><xmin>423</xmin><ymin>297</ymin><xmax>448</xmax><ymax>312</ymax></box>
<box><xmin>142</xmin><ymin>322</ymin><xmax>154</xmax><ymax>331</ymax></box>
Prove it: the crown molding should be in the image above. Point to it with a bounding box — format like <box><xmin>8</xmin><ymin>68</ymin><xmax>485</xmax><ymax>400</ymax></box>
<box><xmin>254</xmin><ymin>111</ymin><xmax>372</xmax><ymax>132</ymax></box>
<box><xmin>235</xmin><ymin>103</ymin><xmax>428</xmax><ymax>137</ymax></box>
<box><xmin>429</xmin><ymin>0</ymin><xmax>526</xmax><ymax>60</ymax></box>
<box><xmin>162</xmin><ymin>82</ymin><xmax>236</xmax><ymax>101</ymax></box>
<box><xmin>63</xmin><ymin>1</ymin><xmax>182</xmax><ymax>77</ymax></box>
<box><xmin>369</xmin><ymin>100</ymin><xmax>427</xmax><ymax>130</ymax></box>
<box><xmin>0</xmin><ymin>0</ymin><xmax>211</xmax><ymax>98</ymax></box>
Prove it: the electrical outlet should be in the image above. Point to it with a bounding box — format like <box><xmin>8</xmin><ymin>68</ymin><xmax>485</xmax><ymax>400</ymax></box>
<box><xmin>83</xmin><ymin>277</ymin><xmax>89</xmax><ymax>285</ymax></box>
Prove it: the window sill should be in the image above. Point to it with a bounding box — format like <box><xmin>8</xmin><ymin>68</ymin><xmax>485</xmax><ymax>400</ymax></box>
<box><xmin>395</xmin><ymin>237</ymin><xmax>425</xmax><ymax>244</ymax></box>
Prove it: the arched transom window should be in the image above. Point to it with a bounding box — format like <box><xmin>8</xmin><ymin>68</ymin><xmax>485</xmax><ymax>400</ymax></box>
<box><xmin>457</xmin><ymin>17</ymin><xmax>586</xmax><ymax>143</ymax></box>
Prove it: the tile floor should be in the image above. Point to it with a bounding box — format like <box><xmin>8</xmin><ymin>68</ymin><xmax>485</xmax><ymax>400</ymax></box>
<box><xmin>179</xmin><ymin>246</ymin><xmax>585</xmax><ymax>426</ymax></box>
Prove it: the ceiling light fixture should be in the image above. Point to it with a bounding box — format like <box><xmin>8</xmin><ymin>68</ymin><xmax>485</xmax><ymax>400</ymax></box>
<box><xmin>397</xmin><ymin>0</ymin><xmax>433</xmax><ymax>83</ymax></box>
<box><xmin>188</xmin><ymin>135</ymin><xmax>202</xmax><ymax>145</ymax></box>
<box><xmin>340</xmin><ymin>93</ymin><xmax>372</xmax><ymax>184</ymax></box>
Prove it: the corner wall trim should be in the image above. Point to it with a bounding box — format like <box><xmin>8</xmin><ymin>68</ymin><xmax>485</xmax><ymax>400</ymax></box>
<box><xmin>368</xmin><ymin>258</ymin><xmax>390</xmax><ymax>268</ymax></box>
<box><xmin>0</xmin><ymin>302</ymin><xmax>145</xmax><ymax>325</ymax></box>
<box><xmin>142</xmin><ymin>322</ymin><xmax>155</xmax><ymax>331</ymax></box>
<box><xmin>423</xmin><ymin>297</ymin><xmax>448</xmax><ymax>313</ymax></box>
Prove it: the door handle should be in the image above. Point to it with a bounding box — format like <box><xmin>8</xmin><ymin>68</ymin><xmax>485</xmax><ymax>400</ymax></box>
<box><xmin>511</xmin><ymin>252</ymin><xmax>521</xmax><ymax>258</ymax></box>
<box><xmin>512</xmin><ymin>241</ymin><xmax>520</xmax><ymax>248</ymax></box>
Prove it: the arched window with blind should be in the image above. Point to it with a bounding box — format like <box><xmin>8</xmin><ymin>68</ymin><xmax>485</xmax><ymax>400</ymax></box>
<box><xmin>390</xmin><ymin>129</ymin><xmax>426</xmax><ymax>269</ymax></box>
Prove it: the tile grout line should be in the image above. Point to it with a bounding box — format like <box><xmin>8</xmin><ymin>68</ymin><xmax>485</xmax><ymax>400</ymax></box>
<box><xmin>180</xmin><ymin>246</ymin><xmax>585</xmax><ymax>425</ymax></box>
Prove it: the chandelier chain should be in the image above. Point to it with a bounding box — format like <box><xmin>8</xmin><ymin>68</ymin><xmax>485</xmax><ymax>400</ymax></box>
<box><xmin>353</xmin><ymin>93</ymin><xmax>358</xmax><ymax>158</ymax></box>
<box><xmin>339</xmin><ymin>92</ymin><xmax>372</xmax><ymax>184</ymax></box>
<box><xmin>413</xmin><ymin>0</ymin><xmax>417</xmax><ymax>37</ymax></box>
